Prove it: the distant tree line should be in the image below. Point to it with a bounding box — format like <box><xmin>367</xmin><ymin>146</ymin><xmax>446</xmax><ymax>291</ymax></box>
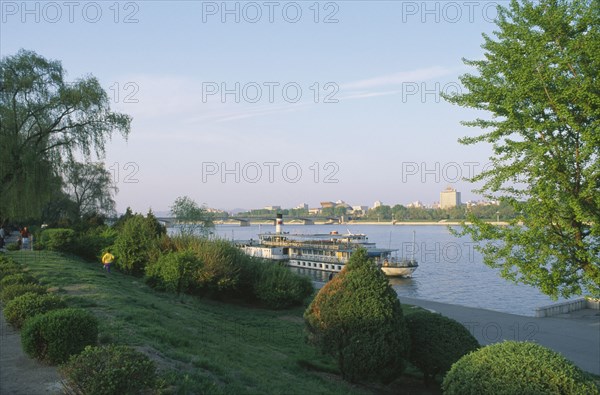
<box><xmin>236</xmin><ymin>202</ymin><xmax>515</xmax><ymax>222</ymax></box>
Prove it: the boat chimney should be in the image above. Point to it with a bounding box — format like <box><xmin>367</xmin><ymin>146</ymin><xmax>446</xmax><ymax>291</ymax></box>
<box><xmin>275</xmin><ymin>213</ymin><xmax>283</xmax><ymax>234</ymax></box>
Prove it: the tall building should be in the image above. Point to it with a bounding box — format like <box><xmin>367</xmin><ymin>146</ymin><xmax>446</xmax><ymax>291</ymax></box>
<box><xmin>440</xmin><ymin>187</ymin><xmax>461</xmax><ymax>209</ymax></box>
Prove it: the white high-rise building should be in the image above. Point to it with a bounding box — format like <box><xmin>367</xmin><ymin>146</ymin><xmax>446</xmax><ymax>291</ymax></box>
<box><xmin>440</xmin><ymin>187</ymin><xmax>461</xmax><ymax>209</ymax></box>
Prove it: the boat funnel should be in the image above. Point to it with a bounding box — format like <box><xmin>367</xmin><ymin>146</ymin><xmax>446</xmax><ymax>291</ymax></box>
<box><xmin>275</xmin><ymin>214</ymin><xmax>283</xmax><ymax>234</ymax></box>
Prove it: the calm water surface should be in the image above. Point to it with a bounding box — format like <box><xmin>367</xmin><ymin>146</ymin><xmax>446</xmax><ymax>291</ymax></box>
<box><xmin>208</xmin><ymin>223</ymin><xmax>570</xmax><ymax>316</ymax></box>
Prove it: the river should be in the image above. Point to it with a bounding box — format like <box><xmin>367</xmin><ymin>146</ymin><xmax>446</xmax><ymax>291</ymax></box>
<box><xmin>198</xmin><ymin>223</ymin><xmax>570</xmax><ymax>316</ymax></box>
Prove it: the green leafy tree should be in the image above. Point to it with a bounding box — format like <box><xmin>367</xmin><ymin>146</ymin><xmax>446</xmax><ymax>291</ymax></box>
<box><xmin>0</xmin><ymin>49</ymin><xmax>130</xmax><ymax>223</ymax></box>
<box><xmin>170</xmin><ymin>196</ymin><xmax>214</xmax><ymax>237</ymax></box>
<box><xmin>445</xmin><ymin>0</ymin><xmax>600</xmax><ymax>298</ymax></box>
<box><xmin>112</xmin><ymin>214</ymin><xmax>160</xmax><ymax>275</ymax></box>
<box><xmin>304</xmin><ymin>248</ymin><xmax>410</xmax><ymax>383</ymax></box>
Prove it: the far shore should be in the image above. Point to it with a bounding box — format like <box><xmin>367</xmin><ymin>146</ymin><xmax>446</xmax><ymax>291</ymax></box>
<box><xmin>215</xmin><ymin>220</ymin><xmax>511</xmax><ymax>226</ymax></box>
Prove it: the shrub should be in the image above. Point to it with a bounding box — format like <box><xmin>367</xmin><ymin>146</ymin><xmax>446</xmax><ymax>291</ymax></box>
<box><xmin>184</xmin><ymin>238</ymin><xmax>245</xmax><ymax>294</ymax></box>
<box><xmin>405</xmin><ymin>311</ymin><xmax>479</xmax><ymax>383</ymax></box>
<box><xmin>112</xmin><ymin>215</ymin><xmax>160</xmax><ymax>275</ymax></box>
<box><xmin>40</xmin><ymin>228</ymin><xmax>75</xmax><ymax>252</ymax></box>
<box><xmin>1</xmin><ymin>283</ymin><xmax>46</xmax><ymax>303</ymax></box>
<box><xmin>0</xmin><ymin>273</ymin><xmax>37</xmax><ymax>287</ymax></box>
<box><xmin>6</xmin><ymin>243</ymin><xmax>20</xmax><ymax>251</ymax></box>
<box><xmin>0</xmin><ymin>262</ymin><xmax>22</xmax><ymax>280</ymax></box>
<box><xmin>21</xmin><ymin>308</ymin><xmax>98</xmax><ymax>364</ymax></box>
<box><xmin>252</xmin><ymin>261</ymin><xmax>313</xmax><ymax>308</ymax></box>
<box><xmin>60</xmin><ymin>344</ymin><xmax>157</xmax><ymax>395</ymax></box>
<box><xmin>71</xmin><ymin>226</ymin><xmax>118</xmax><ymax>261</ymax></box>
<box><xmin>145</xmin><ymin>250</ymin><xmax>203</xmax><ymax>294</ymax></box>
<box><xmin>442</xmin><ymin>341</ymin><xmax>600</xmax><ymax>394</ymax></box>
<box><xmin>4</xmin><ymin>292</ymin><xmax>67</xmax><ymax>328</ymax></box>
<box><xmin>304</xmin><ymin>248</ymin><xmax>410</xmax><ymax>383</ymax></box>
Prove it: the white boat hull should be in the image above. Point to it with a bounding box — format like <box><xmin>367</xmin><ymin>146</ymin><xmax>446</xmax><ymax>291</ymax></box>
<box><xmin>380</xmin><ymin>266</ymin><xmax>417</xmax><ymax>277</ymax></box>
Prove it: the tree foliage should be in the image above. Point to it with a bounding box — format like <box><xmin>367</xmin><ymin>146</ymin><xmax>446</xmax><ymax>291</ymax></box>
<box><xmin>0</xmin><ymin>49</ymin><xmax>130</xmax><ymax>222</ymax></box>
<box><xmin>111</xmin><ymin>213</ymin><xmax>162</xmax><ymax>275</ymax></box>
<box><xmin>442</xmin><ymin>341</ymin><xmax>600</xmax><ymax>395</ymax></box>
<box><xmin>445</xmin><ymin>0</ymin><xmax>600</xmax><ymax>298</ymax></box>
<box><xmin>405</xmin><ymin>311</ymin><xmax>479</xmax><ymax>383</ymax></box>
<box><xmin>304</xmin><ymin>248</ymin><xmax>410</xmax><ymax>383</ymax></box>
<box><xmin>63</xmin><ymin>161</ymin><xmax>117</xmax><ymax>219</ymax></box>
<box><xmin>170</xmin><ymin>196</ymin><xmax>214</xmax><ymax>237</ymax></box>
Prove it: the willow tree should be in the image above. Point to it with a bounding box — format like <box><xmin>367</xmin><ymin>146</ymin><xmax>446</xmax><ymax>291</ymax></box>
<box><xmin>445</xmin><ymin>0</ymin><xmax>600</xmax><ymax>298</ymax></box>
<box><xmin>0</xmin><ymin>49</ymin><xmax>131</xmax><ymax>222</ymax></box>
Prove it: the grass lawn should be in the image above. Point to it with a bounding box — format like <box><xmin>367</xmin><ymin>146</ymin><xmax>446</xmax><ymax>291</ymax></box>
<box><xmin>7</xmin><ymin>250</ymin><xmax>439</xmax><ymax>394</ymax></box>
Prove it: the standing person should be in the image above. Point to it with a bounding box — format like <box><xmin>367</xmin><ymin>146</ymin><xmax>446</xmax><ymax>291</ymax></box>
<box><xmin>0</xmin><ymin>226</ymin><xmax>5</xmax><ymax>250</ymax></box>
<box><xmin>20</xmin><ymin>227</ymin><xmax>31</xmax><ymax>250</ymax></box>
<box><xmin>101</xmin><ymin>250</ymin><xmax>115</xmax><ymax>273</ymax></box>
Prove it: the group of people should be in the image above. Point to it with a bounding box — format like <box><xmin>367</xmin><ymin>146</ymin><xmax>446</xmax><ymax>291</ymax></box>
<box><xmin>0</xmin><ymin>225</ymin><xmax>31</xmax><ymax>250</ymax></box>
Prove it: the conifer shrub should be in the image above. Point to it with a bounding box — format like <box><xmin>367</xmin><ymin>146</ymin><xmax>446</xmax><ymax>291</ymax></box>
<box><xmin>253</xmin><ymin>261</ymin><xmax>313</xmax><ymax>309</ymax></box>
<box><xmin>442</xmin><ymin>341</ymin><xmax>600</xmax><ymax>394</ymax></box>
<box><xmin>61</xmin><ymin>345</ymin><xmax>157</xmax><ymax>395</ymax></box>
<box><xmin>0</xmin><ymin>272</ymin><xmax>37</xmax><ymax>287</ymax></box>
<box><xmin>21</xmin><ymin>308</ymin><xmax>98</xmax><ymax>364</ymax></box>
<box><xmin>40</xmin><ymin>228</ymin><xmax>75</xmax><ymax>252</ymax></box>
<box><xmin>4</xmin><ymin>292</ymin><xmax>67</xmax><ymax>328</ymax></box>
<box><xmin>145</xmin><ymin>250</ymin><xmax>203</xmax><ymax>294</ymax></box>
<box><xmin>304</xmin><ymin>248</ymin><xmax>410</xmax><ymax>383</ymax></box>
<box><xmin>405</xmin><ymin>310</ymin><xmax>479</xmax><ymax>383</ymax></box>
<box><xmin>1</xmin><ymin>283</ymin><xmax>46</xmax><ymax>303</ymax></box>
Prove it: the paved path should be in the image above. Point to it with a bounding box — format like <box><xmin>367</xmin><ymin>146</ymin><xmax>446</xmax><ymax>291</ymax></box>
<box><xmin>315</xmin><ymin>281</ymin><xmax>600</xmax><ymax>375</ymax></box>
<box><xmin>0</xmin><ymin>306</ymin><xmax>62</xmax><ymax>395</ymax></box>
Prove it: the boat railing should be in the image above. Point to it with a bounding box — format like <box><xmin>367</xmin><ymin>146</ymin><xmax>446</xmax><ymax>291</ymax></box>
<box><xmin>289</xmin><ymin>254</ymin><xmax>346</xmax><ymax>264</ymax></box>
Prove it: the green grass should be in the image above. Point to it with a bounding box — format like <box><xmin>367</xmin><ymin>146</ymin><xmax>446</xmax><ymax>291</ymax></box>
<box><xmin>9</xmin><ymin>251</ymin><xmax>371</xmax><ymax>394</ymax></box>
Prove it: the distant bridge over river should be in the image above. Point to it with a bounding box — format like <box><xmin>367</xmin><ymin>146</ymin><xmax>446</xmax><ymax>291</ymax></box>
<box><xmin>157</xmin><ymin>216</ymin><xmax>342</xmax><ymax>227</ymax></box>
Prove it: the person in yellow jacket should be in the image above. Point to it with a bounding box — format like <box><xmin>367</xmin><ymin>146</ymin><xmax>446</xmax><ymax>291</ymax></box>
<box><xmin>101</xmin><ymin>250</ymin><xmax>115</xmax><ymax>273</ymax></box>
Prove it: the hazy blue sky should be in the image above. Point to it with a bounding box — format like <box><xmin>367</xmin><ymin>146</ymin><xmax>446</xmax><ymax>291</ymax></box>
<box><xmin>2</xmin><ymin>1</ymin><xmax>506</xmax><ymax>212</ymax></box>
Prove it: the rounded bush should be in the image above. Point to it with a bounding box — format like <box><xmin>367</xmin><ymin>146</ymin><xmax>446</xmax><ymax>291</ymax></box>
<box><xmin>405</xmin><ymin>311</ymin><xmax>479</xmax><ymax>382</ymax></box>
<box><xmin>4</xmin><ymin>292</ymin><xmax>67</xmax><ymax>328</ymax></box>
<box><xmin>145</xmin><ymin>250</ymin><xmax>203</xmax><ymax>294</ymax></box>
<box><xmin>0</xmin><ymin>262</ymin><xmax>22</xmax><ymax>280</ymax></box>
<box><xmin>304</xmin><ymin>248</ymin><xmax>410</xmax><ymax>383</ymax></box>
<box><xmin>253</xmin><ymin>262</ymin><xmax>313</xmax><ymax>309</ymax></box>
<box><xmin>0</xmin><ymin>283</ymin><xmax>47</xmax><ymax>303</ymax></box>
<box><xmin>0</xmin><ymin>273</ymin><xmax>37</xmax><ymax>287</ymax></box>
<box><xmin>21</xmin><ymin>308</ymin><xmax>98</xmax><ymax>364</ymax></box>
<box><xmin>442</xmin><ymin>341</ymin><xmax>600</xmax><ymax>395</ymax></box>
<box><xmin>60</xmin><ymin>344</ymin><xmax>157</xmax><ymax>395</ymax></box>
<box><xmin>40</xmin><ymin>228</ymin><xmax>75</xmax><ymax>252</ymax></box>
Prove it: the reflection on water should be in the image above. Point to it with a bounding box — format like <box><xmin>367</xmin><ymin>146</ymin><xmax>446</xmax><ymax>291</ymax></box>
<box><xmin>290</xmin><ymin>267</ymin><xmax>331</xmax><ymax>283</ymax></box>
<box><xmin>387</xmin><ymin>277</ymin><xmax>416</xmax><ymax>287</ymax></box>
<box><xmin>199</xmin><ymin>224</ymin><xmax>573</xmax><ymax>316</ymax></box>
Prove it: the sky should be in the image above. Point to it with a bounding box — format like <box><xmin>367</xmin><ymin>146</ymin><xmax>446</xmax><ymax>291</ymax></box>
<box><xmin>2</xmin><ymin>0</ymin><xmax>507</xmax><ymax>213</ymax></box>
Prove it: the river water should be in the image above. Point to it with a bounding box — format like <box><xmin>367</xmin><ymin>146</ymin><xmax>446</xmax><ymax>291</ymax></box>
<box><xmin>203</xmin><ymin>223</ymin><xmax>569</xmax><ymax>316</ymax></box>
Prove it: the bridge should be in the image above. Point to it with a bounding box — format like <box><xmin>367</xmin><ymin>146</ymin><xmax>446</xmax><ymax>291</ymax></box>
<box><xmin>157</xmin><ymin>216</ymin><xmax>342</xmax><ymax>227</ymax></box>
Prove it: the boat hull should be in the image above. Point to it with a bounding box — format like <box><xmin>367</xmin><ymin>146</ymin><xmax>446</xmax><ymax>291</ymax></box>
<box><xmin>380</xmin><ymin>266</ymin><xmax>417</xmax><ymax>277</ymax></box>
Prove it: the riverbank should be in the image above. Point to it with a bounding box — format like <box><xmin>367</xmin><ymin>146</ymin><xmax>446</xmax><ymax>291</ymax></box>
<box><xmin>314</xmin><ymin>280</ymin><xmax>600</xmax><ymax>375</ymax></box>
<box><xmin>217</xmin><ymin>220</ymin><xmax>510</xmax><ymax>226</ymax></box>
<box><xmin>3</xmin><ymin>251</ymin><xmax>442</xmax><ymax>394</ymax></box>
